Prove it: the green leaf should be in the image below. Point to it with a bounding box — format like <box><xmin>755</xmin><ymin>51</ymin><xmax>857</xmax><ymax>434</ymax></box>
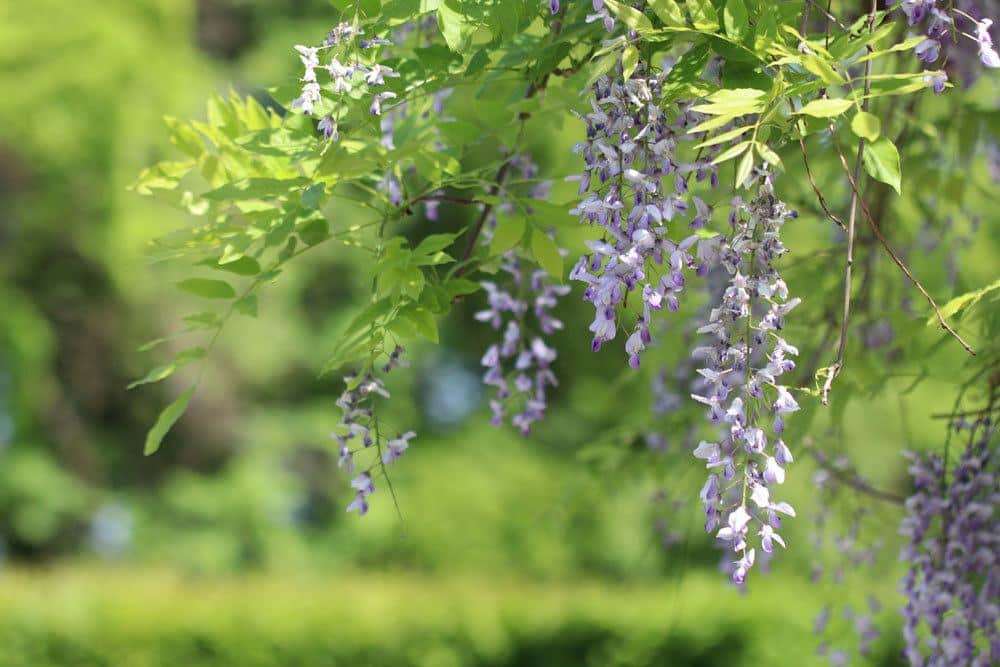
<box><xmin>301</xmin><ymin>183</ymin><xmax>325</xmax><ymax>210</ymax></box>
<box><xmin>440</xmin><ymin>278</ymin><xmax>481</xmax><ymax>299</ymax></box>
<box><xmin>755</xmin><ymin>143</ymin><xmax>783</xmax><ymax>170</ymax></box>
<box><xmin>690</xmin><ymin>88</ymin><xmax>766</xmax><ymax>116</ymax></box>
<box><xmin>490</xmin><ymin>215</ymin><xmax>526</xmax><ymax>255</ymax></box>
<box><xmin>694</xmin><ymin>124</ymin><xmax>752</xmax><ymax>148</ymax></box>
<box><xmin>622</xmin><ymin>46</ymin><xmax>640</xmax><ymax>80</ymax></box>
<box><xmin>861</xmin><ymin>136</ymin><xmax>901</xmax><ymax>195</ymax></box>
<box><xmin>800</xmin><ymin>54</ymin><xmax>845</xmax><ymax>85</ymax></box>
<box><xmin>711</xmin><ymin>140</ymin><xmax>752</xmax><ymax>165</ymax></box>
<box><xmin>735</xmin><ymin>148</ymin><xmax>754</xmax><ymax>188</ymax></box>
<box><xmin>605</xmin><ymin>0</ymin><xmax>654</xmax><ymax>31</ymax></box>
<box><xmin>928</xmin><ymin>279</ymin><xmax>1000</xmax><ymax>325</ymax></box>
<box><xmin>531</xmin><ymin>231</ymin><xmax>563</xmax><ymax>279</ymax></box>
<box><xmin>182</xmin><ymin>312</ymin><xmax>222</xmax><ymax>330</ymax></box>
<box><xmin>413</xmin><ymin>233</ymin><xmax>459</xmax><ymax>257</ymax></box>
<box><xmin>437</xmin><ymin>2</ymin><xmax>474</xmax><ymax>52</ymax></box>
<box><xmin>649</xmin><ymin>0</ymin><xmax>685</xmax><ymax>26</ymax></box>
<box><xmin>234</xmin><ymin>294</ymin><xmax>258</xmax><ymax>317</ymax></box>
<box><xmin>176</xmin><ymin>279</ymin><xmax>237</xmax><ymax>299</ymax></box>
<box><xmin>164</xmin><ymin>117</ymin><xmax>205</xmax><ymax>158</ymax></box>
<box><xmin>796</xmin><ymin>98</ymin><xmax>854</xmax><ymax>118</ymax></box>
<box><xmin>723</xmin><ymin>0</ymin><xmax>749</xmax><ymax>41</ymax></box>
<box><xmin>850</xmin><ymin>111</ymin><xmax>881</xmax><ymax>141</ymax></box>
<box><xmin>298</xmin><ymin>217</ymin><xmax>330</xmax><ymax>246</ymax></box>
<box><xmin>402</xmin><ymin>305</ymin><xmax>439</xmax><ymax>343</ymax></box>
<box><xmin>665</xmin><ymin>43</ymin><xmax>711</xmax><ymax>87</ymax></box>
<box><xmin>684</xmin><ymin>0</ymin><xmax>719</xmax><ymax>30</ymax></box>
<box><xmin>144</xmin><ymin>386</ymin><xmax>195</xmax><ymax>456</ymax></box>
<box><xmin>128</xmin><ymin>348</ymin><xmax>206</xmax><ymax>390</ymax></box>
<box><xmin>214</xmin><ymin>256</ymin><xmax>261</xmax><ymax>276</ymax></box>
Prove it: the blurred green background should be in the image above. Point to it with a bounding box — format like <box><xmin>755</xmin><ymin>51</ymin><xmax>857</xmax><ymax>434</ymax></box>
<box><xmin>0</xmin><ymin>1</ymin><xmax>996</xmax><ymax>665</ymax></box>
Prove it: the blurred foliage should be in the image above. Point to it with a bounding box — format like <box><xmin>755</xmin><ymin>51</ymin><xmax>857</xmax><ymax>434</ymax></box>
<box><xmin>0</xmin><ymin>567</ymin><xmax>906</xmax><ymax>667</ymax></box>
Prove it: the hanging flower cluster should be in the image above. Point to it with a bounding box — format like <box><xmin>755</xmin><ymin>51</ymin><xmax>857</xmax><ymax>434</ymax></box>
<box><xmin>568</xmin><ymin>63</ymin><xmax>721</xmax><ymax>368</ymax></box>
<box><xmin>476</xmin><ymin>154</ymin><xmax>567</xmax><ymax>435</ymax></box>
<box><xmin>692</xmin><ymin>183</ymin><xmax>801</xmax><ymax>585</ymax></box>
<box><xmin>333</xmin><ymin>346</ymin><xmax>416</xmax><ymax>517</ymax></box>
<box><xmin>889</xmin><ymin>0</ymin><xmax>1000</xmax><ymax>92</ymax></box>
<box><xmin>899</xmin><ymin>417</ymin><xmax>999</xmax><ymax>666</ymax></box>
<box><xmin>291</xmin><ymin>21</ymin><xmax>400</xmax><ymax>138</ymax></box>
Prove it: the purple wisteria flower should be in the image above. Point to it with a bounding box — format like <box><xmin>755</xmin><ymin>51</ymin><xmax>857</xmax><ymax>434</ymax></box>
<box><xmin>889</xmin><ymin>1</ymin><xmax>1000</xmax><ymax>89</ymax></box>
<box><xmin>898</xmin><ymin>417</ymin><xmax>999</xmax><ymax>666</ymax></box>
<box><xmin>471</xmin><ymin>153</ymin><xmax>566</xmax><ymax>435</ymax></box>
<box><xmin>334</xmin><ymin>348</ymin><xmax>416</xmax><ymax>517</ymax></box>
<box><xmin>692</xmin><ymin>182</ymin><xmax>800</xmax><ymax>585</ymax></box>
<box><xmin>290</xmin><ymin>24</ymin><xmax>399</xmax><ymax>134</ymax></box>
<box><xmin>477</xmin><ymin>252</ymin><xmax>568</xmax><ymax>435</ymax></box>
<box><xmin>568</xmin><ymin>61</ymin><xmax>722</xmax><ymax>368</ymax></box>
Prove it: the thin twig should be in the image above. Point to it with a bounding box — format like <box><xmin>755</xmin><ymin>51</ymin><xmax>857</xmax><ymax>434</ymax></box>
<box><xmin>931</xmin><ymin>405</ymin><xmax>1000</xmax><ymax>420</ymax></box>
<box><xmin>802</xmin><ymin>0</ymin><xmax>850</xmax><ymax>32</ymax></box>
<box><xmin>830</xmin><ymin>136</ymin><xmax>977</xmax><ymax>357</ymax></box>
<box><xmin>453</xmin><ymin>10</ymin><xmax>568</xmax><ymax>277</ymax></box>
<box><xmin>799</xmin><ymin>138</ymin><xmax>847</xmax><ymax>230</ymax></box>
<box><xmin>809</xmin><ymin>448</ymin><xmax>906</xmax><ymax>505</ymax></box>
<box><xmin>820</xmin><ymin>1</ymin><xmax>878</xmax><ymax>406</ymax></box>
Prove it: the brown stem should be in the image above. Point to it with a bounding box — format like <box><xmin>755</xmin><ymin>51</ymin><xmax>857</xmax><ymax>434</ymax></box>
<box><xmin>820</xmin><ymin>1</ymin><xmax>878</xmax><ymax>406</ymax></box>
<box><xmin>809</xmin><ymin>448</ymin><xmax>905</xmax><ymax>505</ymax></box>
<box><xmin>830</xmin><ymin>137</ymin><xmax>977</xmax><ymax>357</ymax></box>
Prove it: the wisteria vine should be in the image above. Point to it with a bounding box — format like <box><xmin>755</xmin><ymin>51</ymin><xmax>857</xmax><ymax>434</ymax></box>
<box><xmin>134</xmin><ymin>2</ymin><xmax>1000</xmax><ymax>664</ymax></box>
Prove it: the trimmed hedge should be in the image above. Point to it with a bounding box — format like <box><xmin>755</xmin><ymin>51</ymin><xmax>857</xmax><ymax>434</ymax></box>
<box><xmin>0</xmin><ymin>567</ymin><xmax>904</xmax><ymax>667</ymax></box>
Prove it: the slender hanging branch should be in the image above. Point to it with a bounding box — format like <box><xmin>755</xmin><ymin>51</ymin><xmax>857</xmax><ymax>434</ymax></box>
<box><xmin>820</xmin><ymin>0</ymin><xmax>878</xmax><ymax>406</ymax></box>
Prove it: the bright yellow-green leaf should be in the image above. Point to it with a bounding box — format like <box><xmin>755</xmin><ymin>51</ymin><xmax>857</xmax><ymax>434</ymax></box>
<box><xmin>735</xmin><ymin>148</ymin><xmax>754</xmax><ymax>187</ymax></box>
<box><xmin>604</xmin><ymin>0</ymin><xmax>654</xmax><ymax>31</ymax></box>
<box><xmin>622</xmin><ymin>46</ymin><xmax>640</xmax><ymax>80</ymax></box>
<box><xmin>649</xmin><ymin>0</ymin><xmax>685</xmax><ymax>26</ymax></box>
<box><xmin>928</xmin><ymin>279</ymin><xmax>1000</xmax><ymax>325</ymax></box>
<box><xmin>850</xmin><ymin>111</ymin><xmax>881</xmax><ymax>141</ymax></box>
<box><xmin>756</xmin><ymin>143</ymin><xmax>784</xmax><ymax>170</ymax></box>
<box><xmin>796</xmin><ymin>98</ymin><xmax>854</xmax><ymax>118</ymax></box>
<box><xmin>685</xmin><ymin>0</ymin><xmax>719</xmax><ymax>30</ymax></box>
<box><xmin>711</xmin><ymin>140</ymin><xmax>752</xmax><ymax>165</ymax></box>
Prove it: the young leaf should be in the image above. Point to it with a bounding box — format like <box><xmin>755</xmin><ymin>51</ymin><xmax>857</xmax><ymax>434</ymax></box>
<box><xmin>685</xmin><ymin>0</ymin><xmax>720</xmax><ymax>30</ymax></box>
<box><xmin>796</xmin><ymin>98</ymin><xmax>854</xmax><ymax>118</ymax></box>
<box><xmin>735</xmin><ymin>148</ymin><xmax>754</xmax><ymax>188</ymax></box>
<box><xmin>413</xmin><ymin>232</ymin><xmax>459</xmax><ymax>257</ymax></box>
<box><xmin>437</xmin><ymin>2</ymin><xmax>473</xmax><ymax>52</ymax></box>
<box><xmin>531</xmin><ymin>231</ymin><xmax>563</xmax><ymax>279</ymax></box>
<box><xmin>850</xmin><ymin>111</ymin><xmax>881</xmax><ymax>141</ymax></box>
<box><xmin>213</xmin><ymin>256</ymin><xmax>261</xmax><ymax>276</ymax></box>
<box><xmin>649</xmin><ymin>0</ymin><xmax>685</xmax><ymax>26</ymax></box>
<box><xmin>402</xmin><ymin>305</ymin><xmax>439</xmax><ymax>343</ymax></box>
<box><xmin>711</xmin><ymin>140</ymin><xmax>752</xmax><ymax>165</ymax></box>
<box><xmin>177</xmin><ymin>279</ymin><xmax>237</xmax><ymax>299</ymax></box>
<box><xmin>490</xmin><ymin>215</ymin><xmax>526</xmax><ymax>255</ymax></box>
<box><xmin>622</xmin><ymin>46</ymin><xmax>640</xmax><ymax>80</ymax></box>
<box><xmin>756</xmin><ymin>143</ymin><xmax>784</xmax><ymax>169</ymax></box>
<box><xmin>861</xmin><ymin>136</ymin><xmax>901</xmax><ymax>195</ymax></box>
<box><xmin>605</xmin><ymin>0</ymin><xmax>654</xmax><ymax>31</ymax></box>
<box><xmin>144</xmin><ymin>386</ymin><xmax>195</xmax><ymax>456</ymax></box>
<box><xmin>927</xmin><ymin>278</ymin><xmax>1000</xmax><ymax>325</ymax></box>
<box><xmin>128</xmin><ymin>347</ymin><xmax>206</xmax><ymax>390</ymax></box>
<box><xmin>723</xmin><ymin>0</ymin><xmax>749</xmax><ymax>41</ymax></box>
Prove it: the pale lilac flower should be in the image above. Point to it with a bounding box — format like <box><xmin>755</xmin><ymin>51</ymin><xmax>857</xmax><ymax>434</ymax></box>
<box><xmin>915</xmin><ymin>37</ymin><xmax>941</xmax><ymax>63</ymax></box>
<box><xmin>382</xmin><ymin>431</ymin><xmax>416</xmax><ymax>464</ymax></box>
